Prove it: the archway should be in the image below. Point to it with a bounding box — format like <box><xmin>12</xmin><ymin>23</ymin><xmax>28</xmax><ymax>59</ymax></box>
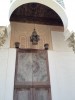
<box><xmin>9</xmin><ymin>0</ymin><xmax>68</xmax><ymax>30</ymax></box>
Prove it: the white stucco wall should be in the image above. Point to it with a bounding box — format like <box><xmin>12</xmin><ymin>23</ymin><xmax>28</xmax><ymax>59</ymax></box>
<box><xmin>48</xmin><ymin>51</ymin><xmax>75</xmax><ymax>100</ymax></box>
<box><xmin>51</xmin><ymin>31</ymin><xmax>72</xmax><ymax>51</ymax></box>
<box><xmin>0</xmin><ymin>48</ymin><xmax>16</xmax><ymax>100</ymax></box>
<box><xmin>0</xmin><ymin>49</ymin><xmax>8</xmax><ymax>100</ymax></box>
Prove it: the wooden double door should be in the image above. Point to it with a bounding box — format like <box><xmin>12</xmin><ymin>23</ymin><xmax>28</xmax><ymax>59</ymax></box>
<box><xmin>14</xmin><ymin>49</ymin><xmax>52</xmax><ymax>100</ymax></box>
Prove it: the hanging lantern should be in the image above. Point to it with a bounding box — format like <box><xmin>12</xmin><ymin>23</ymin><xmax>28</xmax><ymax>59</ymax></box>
<box><xmin>30</xmin><ymin>28</ymin><xmax>40</xmax><ymax>45</ymax></box>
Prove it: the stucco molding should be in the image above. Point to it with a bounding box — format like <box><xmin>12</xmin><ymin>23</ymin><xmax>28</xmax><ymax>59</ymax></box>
<box><xmin>0</xmin><ymin>26</ymin><xmax>7</xmax><ymax>47</ymax></box>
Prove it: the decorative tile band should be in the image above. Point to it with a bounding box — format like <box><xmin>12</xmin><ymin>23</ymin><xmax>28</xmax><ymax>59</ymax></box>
<box><xmin>56</xmin><ymin>0</ymin><xmax>65</xmax><ymax>8</ymax></box>
<box><xmin>10</xmin><ymin>0</ymin><xmax>65</xmax><ymax>8</ymax></box>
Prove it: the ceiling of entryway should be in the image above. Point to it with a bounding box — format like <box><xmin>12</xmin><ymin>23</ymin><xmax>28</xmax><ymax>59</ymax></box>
<box><xmin>10</xmin><ymin>3</ymin><xmax>63</xmax><ymax>26</ymax></box>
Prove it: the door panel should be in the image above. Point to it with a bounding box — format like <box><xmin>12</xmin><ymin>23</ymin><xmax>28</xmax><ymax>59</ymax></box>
<box><xmin>36</xmin><ymin>89</ymin><xmax>49</xmax><ymax>100</ymax></box>
<box><xmin>16</xmin><ymin>52</ymin><xmax>33</xmax><ymax>83</ymax></box>
<box><xmin>32</xmin><ymin>51</ymin><xmax>48</xmax><ymax>82</ymax></box>
<box><xmin>14</xmin><ymin>89</ymin><xmax>30</xmax><ymax>100</ymax></box>
<box><xmin>14</xmin><ymin>49</ymin><xmax>51</xmax><ymax>100</ymax></box>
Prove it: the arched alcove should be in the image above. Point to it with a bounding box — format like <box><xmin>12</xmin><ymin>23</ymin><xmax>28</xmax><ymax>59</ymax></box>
<box><xmin>9</xmin><ymin>2</ymin><xmax>65</xmax><ymax>49</ymax></box>
<box><xmin>10</xmin><ymin>3</ymin><xmax>63</xmax><ymax>26</ymax></box>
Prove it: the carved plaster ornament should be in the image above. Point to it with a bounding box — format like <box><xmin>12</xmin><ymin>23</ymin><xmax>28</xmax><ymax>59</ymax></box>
<box><xmin>0</xmin><ymin>27</ymin><xmax>7</xmax><ymax>46</ymax></box>
<box><xmin>67</xmin><ymin>32</ymin><xmax>75</xmax><ymax>53</ymax></box>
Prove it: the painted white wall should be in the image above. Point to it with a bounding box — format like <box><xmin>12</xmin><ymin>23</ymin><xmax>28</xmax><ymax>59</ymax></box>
<box><xmin>51</xmin><ymin>31</ymin><xmax>72</xmax><ymax>51</ymax></box>
<box><xmin>0</xmin><ymin>49</ymin><xmax>8</xmax><ymax>100</ymax></box>
<box><xmin>0</xmin><ymin>48</ymin><xmax>16</xmax><ymax>100</ymax></box>
<box><xmin>48</xmin><ymin>51</ymin><xmax>75</xmax><ymax>100</ymax></box>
